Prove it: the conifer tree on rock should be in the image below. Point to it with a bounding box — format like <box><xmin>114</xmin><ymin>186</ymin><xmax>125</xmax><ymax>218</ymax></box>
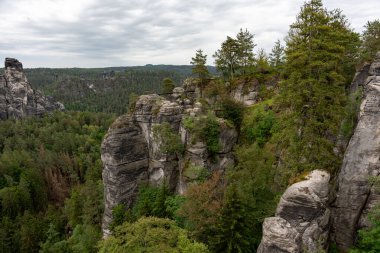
<box><xmin>277</xmin><ymin>0</ymin><xmax>360</xmax><ymax>174</ymax></box>
<box><xmin>190</xmin><ymin>49</ymin><xmax>210</xmax><ymax>91</ymax></box>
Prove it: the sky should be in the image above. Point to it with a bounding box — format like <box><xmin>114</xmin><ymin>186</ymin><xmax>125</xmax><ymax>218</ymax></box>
<box><xmin>0</xmin><ymin>0</ymin><xmax>378</xmax><ymax>68</ymax></box>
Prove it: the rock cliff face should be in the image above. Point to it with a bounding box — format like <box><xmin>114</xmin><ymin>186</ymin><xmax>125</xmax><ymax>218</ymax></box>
<box><xmin>258</xmin><ymin>53</ymin><xmax>380</xmax><ymax>252</ymax></box>
<box><xmin>331</xmin><ymin>52</ymin><xmax>380</xmax><ymax>251</ymax></box>
<box><xmin>101</xmin><ymin>82</ymin><xmax>238</xmax><ymax>235</ymax></box>
<box><xmin>0</xmin><ymin>58</ymin><xmax>64</xmax><ymax>120</ymax></box>
<box><xmin>257</xmin><ymin>170</ymin><xmax>331</xmax><ymax>253</ymax></box>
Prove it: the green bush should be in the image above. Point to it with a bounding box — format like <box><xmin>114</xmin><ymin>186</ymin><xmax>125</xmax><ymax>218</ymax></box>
<box><xmin>183</xmin><ymin>113</ymin><xmax>221</xmax><ymax>158</ymax></box>
<box><xmin>241</xmin><ymin>103</ymin><xmax>277</xmax><ymax>147</ymax></box>
<box><xmin>153</xmin><ymin>122</ymin><xmax>184</xmax><ymax>156</ymax></box>
<box><xmin>98</xmin><ymin>217</ymin><xmax>209</xmax><ymax>253</ymax></box>
<box><xmin>217</xmin><ymin>97</ymin><xmax>245</xmax><ymax>129</ymax></box>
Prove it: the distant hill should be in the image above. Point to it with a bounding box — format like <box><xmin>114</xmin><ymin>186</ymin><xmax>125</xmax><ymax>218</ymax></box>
<box><xmin>23</xmin><ymin>65</ymin><xmax>217</xmax><ymax>115</ymax></box>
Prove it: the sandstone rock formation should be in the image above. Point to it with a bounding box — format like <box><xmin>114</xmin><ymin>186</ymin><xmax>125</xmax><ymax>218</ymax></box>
<box><xmin>0</xmin><ymin>58</ymin><xmax>64</xmax><ymax>120</ymax></box>
<box><xmin>101</xmin><ymin>81</ymin><xmax>238</xmax><ymax>235</ymax></box>
<box><xmin>331</xmin><ymin>52</ymin><xmax>380</xmax><ymax>251</ymax></box>
<box><xmin>257</xmin><ymin>170</ymin><xmax>331</xmax><ymax>253</ymax></box>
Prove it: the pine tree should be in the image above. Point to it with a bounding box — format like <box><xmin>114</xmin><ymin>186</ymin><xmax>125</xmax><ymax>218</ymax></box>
<box><xmin>277</xmin><ymin>0</ymin><xmax>360</xmax><ymax>174</ymax></box>
<box><xmin>360</xmin><ymin>20</ymin><xmax>380</xmax><ymax>63</ymax></box>
<box><xmin>213</xmin><ymin>29</ymin><xmax>256</xmax><ymax>79</ymax></box>
<box><xmin>190</xmin><ymin>49</ymin><xmax>210</xmax><ymax>84</ymax></box>
<box><xmin>269</xmin><ymin>39</ymin><xmax>285</xmax><ymax>71</ymax></box>
<box><xmin>255</xmin><ymin>49</ymin><xmax>271</xmax><ymax>74</ymax></box>
<box><xmin>214</xmin><ymin>185</ymin><xmax>253</xmax><ymax>253</ymax></box>
<box><xmin>213</xmin><ymin>36</ymin><xmax>240</xmax><ymax>79</ymax></box>
<box><xmin>236</xmin><ymin>28</ymin><xmax>256</xmax><ymax>74</ymax></box>
<box><xmin>162</xmin><ymin>77</ymin><xmax>175</xmax><ymax>94</ymax></box>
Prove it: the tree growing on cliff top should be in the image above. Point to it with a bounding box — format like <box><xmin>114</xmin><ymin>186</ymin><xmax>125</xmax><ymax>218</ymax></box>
<box><xmin>276</xmin><ymin>0</ymin><xmax>360</xmax><ymax>175</ymax></box>
<box><xmin>269</xmin><ymin>39</ymin><xmax>285</xmax><ymax>72</ymax></box>
<box><xmin>360</xmin><ymin>20</ymin><xmax>380</xmax><ymax>63</ymax></box>
<box><xmin>162</xmin><ymin>77</ymin><xmax>175</xmax><ymax>94</ymax></box>
<box><xmin>191</xmin><ymin>49</ymin><xmax>209</xmax><ymax>87</ymax></box>
<box><xmin>213</xmin><ymin>29</ymin><xmax>256</xmax><ymax>79</ymax></box>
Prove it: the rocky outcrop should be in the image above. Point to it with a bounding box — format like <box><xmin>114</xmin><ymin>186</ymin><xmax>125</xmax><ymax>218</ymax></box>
<box><xmin>230</xmin><ymin>79</ymin><xmax>260</xmax><ymax>106</ymax></box>
<box><xmin>0</xmin><ymin>58</ymin><xmax>64</xmax><ymax>120</ymax></box>
<box><xmin>331</xmin><ymin>52</ymin><xmax>380</xmax><ymax>251</ymax></box>
<box><xmin>101</xmin><ymin>81</ymin><xmax>238</xmax><ymax>235</ymax></box>
<box><xmin>349</xmin><ymin>63</ymin><xmax>371</xmax><ymax>93</ymax></box>
<box><xmin>257</xmin><ymin>170</ymin><xmax>331</xmax><ymax>253</ymax></box>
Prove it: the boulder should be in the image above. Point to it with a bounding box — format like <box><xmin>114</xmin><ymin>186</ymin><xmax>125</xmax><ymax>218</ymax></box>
<box><xmin>257</xmin><ymin>170</ymin><xmax>331</xmax><ymax>253</ymax></box>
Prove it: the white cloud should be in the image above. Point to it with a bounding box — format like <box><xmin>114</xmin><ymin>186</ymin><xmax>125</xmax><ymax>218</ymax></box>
<box><xmin>0</xmin><ymin>0</ymin><xmax>377</xmax><ymax>67</ymax></box>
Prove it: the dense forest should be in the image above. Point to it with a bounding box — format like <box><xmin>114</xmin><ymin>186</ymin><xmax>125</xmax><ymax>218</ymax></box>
<box><xmin>23</xmin><ymin>65</ymin><xmax>216</xmax><ymax>115</ymax></box>
<box><xmin>1</xmin><ymin>0</ymin><xmax>380</xmax><ymax>252</ymax></box>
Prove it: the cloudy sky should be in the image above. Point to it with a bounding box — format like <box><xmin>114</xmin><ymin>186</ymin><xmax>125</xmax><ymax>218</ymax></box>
<box><xmin>0</xmin><ymin>0</ymin><xmax>378</xmax><ymax>68</ymax></box>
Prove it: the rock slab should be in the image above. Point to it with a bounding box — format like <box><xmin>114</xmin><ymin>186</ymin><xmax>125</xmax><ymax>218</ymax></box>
<box><xmin>257</xmin><ymin>170</ymin><xmax>331</xmax><ymax>253</ymax></box>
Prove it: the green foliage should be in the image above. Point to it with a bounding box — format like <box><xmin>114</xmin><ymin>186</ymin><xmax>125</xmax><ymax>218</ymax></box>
<box><xmin>0</xmin><ymin>112</ymin><xmax>113</xmax><ymax>252</ymax></box>
<box><xmin>255</xmin><ymin>49</ymin><xmax>271</xmax><ymax>76</ymax></box>
<box><xmin>130</xmin><ymin>184</ymin><xmax>185</xmax><ymax>222</ymax></box>
<box><xmin>128</xmin><ymin>92</ymin><xmax>139</xmax><ymax>112</ymax></box>
<box><xmin>236</xmin><ymin>28</ymin><xmax>257</xmax><ymax>75</ymax></box>
<box><xmin>183</xmin><ymin>113</ymin><xmax>221</xmax><ymax>157</ymax></box>
<box><xmin>350</xmin><ymin>177</ymin><xmax>380</xmax><ymax>253</ymax></box>
<box><xmin>191</xmin><ymin>49</ymin><xmax>210</xmax><ymax>88</ymax></box>
<box><xmin>217</xmin><ymin>97</ymin><xmax>245</xmax><ymax>129</ymax></box>
<box><xmin>216</xmin><ymin>144</ymin><xmax>277</xmax><ymax>250</ymax></box>
<box><xmin>360</xmin><ymin>20</ymin><xmax>380</xmax><ymax>63</ymax></box>
<box><xmin>269</xmin><ymin>39</ymin><xmax>285</xmax><ymax>72</ymax></box>
<box><xmin>214</xmin><ymin>185</ymin><xmax>254</xmax><ymax>253</ymax></box>
<box><xmin>110</xmin><ymin>204</ymin><xmax>127</xmax><ymax>231</ymax></box>
<box><xmin>165</xmin><ymin>195</ymin><xmax>186</xmax><ymax>225</ymax></box>
<box><xmin>213</xmin><ymin>29</ymin><xmax>256</xmax><ymax>79</ymax></box>
<box><xmin>153</xmin><ymin>122</ymin><xmax>184</xmax><ymax>156</ymax></box>
<box><xmin>40</xmin><ymin>224</ymin><xmax>101</xmax><ymax>253</ymax></box>
<box><xmin>276</xmin><ymin>0</ymin><xmax>360</xmax><ymax>175</ymax></box>
<box><xmin>177</xmin><ymin>172</ymin><xmax>225</xmax><ymax>247</ymax></box>
<box><xmin>98</xmin><ymin>217</ymin><xmax>209</xmax><ymax>253</ymax></box>
<box><xmin>199</xmin><ymin>113</ymin><xmax>221</xmax><ymax>157</ymax></box>
<box><xmin>183</xmin><ymin>164</ymin><xmax>210</xmax><ymax>183</ymax></box>
<box><xmin>25</xmin><ymin>66</ymin><xmax>207</xmax><ymax>115</ymax></box>
<box><xmin>340</xmin><ymin>87</ymin><xmax>363</xmax><ymax>140</ymax></box>
<box><xmin>162</xmin><ymin>77</ymin><xmax>175</xmax><ymax>94</ymax></box>
<box><xmin>241</xmin><ymin>101</ymin><xmax>277</xmax><ymax>147</ymax></box>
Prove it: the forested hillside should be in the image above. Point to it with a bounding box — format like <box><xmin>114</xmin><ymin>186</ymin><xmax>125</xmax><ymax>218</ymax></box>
<box><xmin>23</xmin><ymin>65</ymin><xmax>216</xmax><ymax>115</ymax></box>
<box><xmin>0</xmin><ymin>112</ymin><xmax>114</xmax><ymax>253</ymax></box>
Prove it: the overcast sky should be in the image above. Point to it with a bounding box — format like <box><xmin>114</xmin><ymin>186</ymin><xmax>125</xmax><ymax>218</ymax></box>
<box><xmin>0</xmin><ymin>0</ymin><xmax>378</xmax><ymax>68</ymax></box>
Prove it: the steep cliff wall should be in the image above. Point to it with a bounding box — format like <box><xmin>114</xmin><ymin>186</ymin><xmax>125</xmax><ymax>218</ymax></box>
<box><xmin>0</xmin><ymin>58</ymin><xmax>64</xmax><ymax>120</ymax></box>
<box><xmin>331</xmin><ymin>52</ymin><xmax>380</xmax><ymax>251</ymax></box>
<box><xmin>101</xmin><ymin>83</ymin><xmax>238</xmax><ymax>235</ymax></box>
<box><xmin>258</xmin><ymin>53</ymin><xmax>380</xmax><ymax>252</ymax></box>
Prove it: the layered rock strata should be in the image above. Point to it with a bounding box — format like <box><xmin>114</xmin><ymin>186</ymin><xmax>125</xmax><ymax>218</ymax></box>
<box><xmin>0</xmin><ymin>58</ymin><xmax>64</xmax><ymax>120</ymax></box>
<box><xmin>101</xmin><ymin>83</ymin><xmax>238</xmax><ymax>235</ymax></box>
<box><xmin>257</xmin><ymin>170</ymin><xmax>331</xmax><ymax>253</ymax></box>
<box><xmin>331</xmin><ymin>52</ymin><xmax>380</xmax><ymax>251</ymax></box>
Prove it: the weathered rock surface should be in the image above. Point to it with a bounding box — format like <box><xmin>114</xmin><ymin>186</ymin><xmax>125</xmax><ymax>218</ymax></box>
<box><xmin>331</xmin><ymin>52</ymin><xmax>380</xmax><ymax>251</ymax></box>
<box><xmin>101</xmin><ymin>81</ymin><xmax>238</xmax><ymax>235</ymax></box>
<box><xmin>0</xmin><ymin>58</ymin><xmax>64</xmax><ymax>120</ymax></box>
<box><xmin>257</xmin><ymin>170</ymin><xmax>331</xmax><ymax>253</ymax></box>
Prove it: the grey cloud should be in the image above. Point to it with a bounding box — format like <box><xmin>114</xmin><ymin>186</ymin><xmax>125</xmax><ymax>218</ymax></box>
<box><xmin>0</xmin><ymin>0</ymin><xmax>378</xmax><ymax>67</ymax></box>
